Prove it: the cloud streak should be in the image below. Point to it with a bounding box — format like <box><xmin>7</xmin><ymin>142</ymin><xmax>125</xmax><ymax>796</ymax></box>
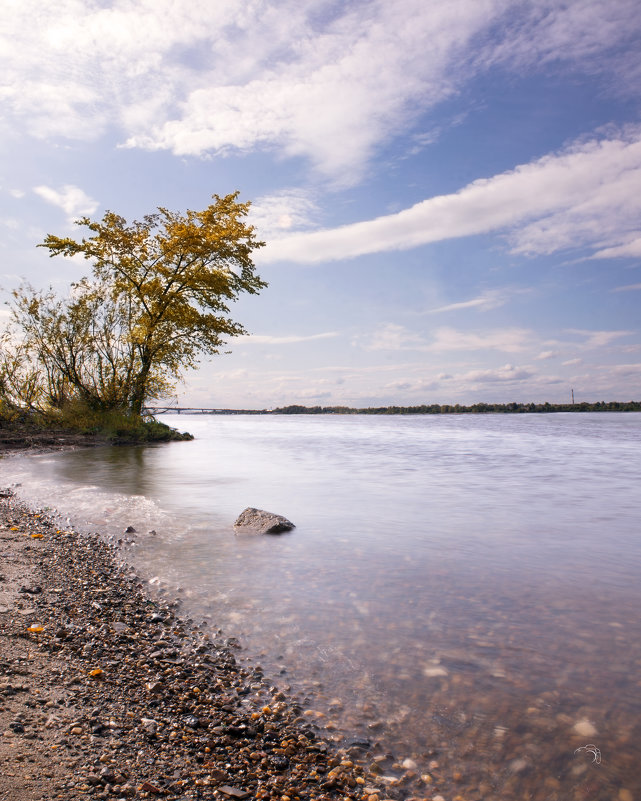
<box><xmin>611</xmin><ymin>282</ymin><xmax>641</xmax><ymax>292</ymax></box>
<box><xmin>237</xmin><ymin>331</ymin><xmax>339</xmax><ymax>345</ymax></box>
<box><xmin>428</xmin><ymin>290</ymin><xmax>508</xmax><ymax>313</ymax></box>
<box><xmin>260</xmin><ymin>127</ymin><xmax>641</xmax><ymax>263</ymax></box>
<box><xmin>361</xmin><ymin>324</ymin><xmax>531</xmax><ymax>354</ymax></box>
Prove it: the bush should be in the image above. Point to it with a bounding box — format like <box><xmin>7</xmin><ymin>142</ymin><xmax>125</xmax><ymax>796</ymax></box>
<box><xmin>44</xmin><ymin>400</ymin><xmax>193</xmax><ymax>443</ymax></box>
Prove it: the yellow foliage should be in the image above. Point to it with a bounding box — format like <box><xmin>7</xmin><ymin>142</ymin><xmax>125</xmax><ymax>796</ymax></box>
<box><xmin>6</xmin><ymin>193</ymin><xmax>265</xmax><ymax>418</ymax></box>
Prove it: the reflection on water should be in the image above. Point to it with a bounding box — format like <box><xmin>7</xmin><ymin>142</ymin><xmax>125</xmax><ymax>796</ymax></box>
<box><xmin>2</xmin><ymin>412</ymin><xmax>641</xmax><ymax>800</ymax></box>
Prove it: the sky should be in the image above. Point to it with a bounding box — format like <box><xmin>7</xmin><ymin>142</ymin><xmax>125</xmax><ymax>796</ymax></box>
<box><xmin>1</xmin><ymin>0</ymin><xmax>641</xmax><ymax>409</ymax></box>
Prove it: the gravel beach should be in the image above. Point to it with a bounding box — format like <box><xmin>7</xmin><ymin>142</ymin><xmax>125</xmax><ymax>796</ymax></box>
<box><xmin>0</xmin><ymin>489</ymin><xmax>382</xmax><ymax>801</ymax></box>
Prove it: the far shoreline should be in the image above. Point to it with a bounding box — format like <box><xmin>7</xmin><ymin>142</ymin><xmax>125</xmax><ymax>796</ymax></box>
<box><xmin>147</xmin><ymin>400</ymin><xmax>641</xmax><ymax>416</ymax></box>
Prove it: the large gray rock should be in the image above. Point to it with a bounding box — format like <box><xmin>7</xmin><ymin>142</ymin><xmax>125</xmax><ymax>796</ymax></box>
<box><xmin>234</xmin><ymin>507</ymin><xmax>295</xmax><ymax>535</ymax></box>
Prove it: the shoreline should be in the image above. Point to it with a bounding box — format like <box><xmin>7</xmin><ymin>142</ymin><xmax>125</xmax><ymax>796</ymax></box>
<box><xmin>0</xmin><ymin>491</ymin><xmax>376</xmax><ymax>801</ymax></box>
<box><xmin>0</xmin><ymin>427</ymin><xmax>108</xmax><ymax>454</ymax></box>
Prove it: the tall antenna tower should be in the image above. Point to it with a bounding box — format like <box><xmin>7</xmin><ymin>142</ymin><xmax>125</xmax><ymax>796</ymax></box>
<box><xmin>571</xmin><ymin>388</ymin><xmax>574</xmax><ymax>404</ymax></box>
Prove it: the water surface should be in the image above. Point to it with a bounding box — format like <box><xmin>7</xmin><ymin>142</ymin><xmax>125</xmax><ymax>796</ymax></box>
<box><xmin>2</xmin><ymin>412</ymin><xmax>640</xmax><ymax>799</ymax></box>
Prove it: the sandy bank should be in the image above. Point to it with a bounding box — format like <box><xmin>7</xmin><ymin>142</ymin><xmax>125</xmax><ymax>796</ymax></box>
<box><xmin>0</xmin><ymin>491</ymin><xmax>378</xmax><ymax>801</ymax></box>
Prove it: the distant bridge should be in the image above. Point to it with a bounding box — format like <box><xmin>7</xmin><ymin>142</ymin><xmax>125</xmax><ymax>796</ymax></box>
<box><xmin>144</xmin><ymin>406</ymin><xmax>267</xmax><ymax>415</ymax></box>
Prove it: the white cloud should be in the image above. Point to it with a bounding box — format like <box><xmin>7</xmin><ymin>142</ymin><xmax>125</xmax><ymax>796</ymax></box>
<box><xmin>361</xmin><ymin>324</ymin><xmax>531</xmax><ymax>353</ymax></box>
<box><xmin>566</xmin><ymin>328</ymin><xmax>634</xmax><ymax>348</ymax></box>
<box><xmin>609</xmin><ymin>362</ymin><xmax>641</xmax><ymax>375</ymax></box>
<box><xmin>3</xmin><ymin>1</ymin><xmax>640</xmax><ymax>184</ymax></box>
<box><xmin>611</xmin><ymin>282</ymin><xmax>641</xmax><ymax>292</ymax></box>
<box><xmin>123</xmin><ymin>0</ymin><xmax>499</xmax><ymax>184</ymax></box>
<box><xmin>462</xmin><ymin>363</ymin><xmax>534</xmax><ymax>383</ymax></box>
<box><xmin>483</xmin><ymin>0</ymin><xmax>641</xmax><ymax>74</ymax></box>
<box><xmin>562</xmin><ymin>358</ymin><xmax>583</xmax><ymax>366</ymax></box>
<box><xmin>384</xmin><ymin>377</ymin><xmax>441</xmax><ymax>393</ymax></box>
<box><xmin>429</xmin><ymin>327</ymin><xmax>531</xmax><ymax>354</ymax></box>
<box><xmin>260</xmin><ymin>127</ymin><xmax>641</xmax><ymax>263</ymax></box>
<box><xmin>429</xmin><ymin>289</ymin><xmax>507</xmax><ymax>313</ymax></box>
<box><xmin>593</xmin><ymin>237</ymin><xmax>641</xmax><ymax>259</ymax></box>
<box><xmin>363</xmin><ymin>324</ymin><xmax>428</xmax><ymax>352</ymax></box>
<box><xmin>536</xmin><ymin>350</ymin><xmax>559</xmax><ymax>360</ymax></box>
<box><xmin>236</xmin><ymin>331</ymin><xmax>339</xmax><ymax>345</ymax></box>
<box><xmin>33</xmin><ymin>184</ymin><xmax>98</xmax><ymax>221</ymax></box>
<box><xmin>248</xmin><ymin>190</ymin><xmax>320</xmax><ymax>240</ymax></box>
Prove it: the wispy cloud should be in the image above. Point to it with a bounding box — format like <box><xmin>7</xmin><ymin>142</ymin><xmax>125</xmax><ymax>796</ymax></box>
<box><xmin>428</xmin><ymin>289</ymin><xmax>508</xmax><ymax>313</ymax></box>
<box><xmin>590</xmin><ymin>236</ymin><xmax>641</xmax><ymax>259</ymax></box>
<box><xmin>33</xmin><ymin>184</ymin><xmax>98</xmax><ymax>222</ymax></box>
<box><xmin>122</xmin><ymin>0</ymin><xmax>498</xmax><ymax>184</ymax></box>
<box><xmin>248</xmin><ymin>190</ymin><xmax>320</xmax><ymax>240</ymax></box>
<box><xmin>4</xmin><ymin>1</ymin><xmax>641</xmax><ymax>185</ymax></box>
<box><xmin>261</xmin><ymin>127</ymin><xmax>641</xmax><ymax>263</ymax></box>
<box><xmin>611</xmin><ymin>281</ymin><xmax>641</xmax><ymax>292</ymax></box>
<box><xmin>566</xmin><ymin>328</ymin><xmax>635</xmax><ymax>347</ymax></box>
<box><xmin>361</xmin><ymin>324</ymin><xmax>531</xmax><ymax>353</ymax></box>
<box><xmin>461</xmin><ymin>363</ymin><xmax>534</xmax><ymax>383</ymax></box>
<box><xmin>481</xmin><ymin>0</ymin><xmax>641</xmax><ymax>79</ymax></box>
<box><xmin>237</xmin><ymin>331</ymin><xmax>339</xmax><ymax>345</ymax></box>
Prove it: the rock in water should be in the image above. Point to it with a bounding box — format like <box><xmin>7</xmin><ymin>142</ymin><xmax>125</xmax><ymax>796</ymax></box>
<box><xmin>234</xmin><ymin>507</ymin><xmax>295</xmax><ymax>535</ymax></box>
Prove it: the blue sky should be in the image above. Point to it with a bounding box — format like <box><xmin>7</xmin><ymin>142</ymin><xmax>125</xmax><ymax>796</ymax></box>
<box><xmin>1</xmin><ymin>0</ymin><xmax>640</xmax><ymax>409</ymax></box>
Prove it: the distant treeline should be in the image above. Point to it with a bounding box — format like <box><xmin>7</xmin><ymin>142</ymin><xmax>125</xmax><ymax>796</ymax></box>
<box><xmin>270</xmin><ymin>401</ymin><xmax>641</xmax><ymax>415</ymax></box>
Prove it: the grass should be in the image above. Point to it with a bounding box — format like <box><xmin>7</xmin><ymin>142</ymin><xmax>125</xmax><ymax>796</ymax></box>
<box><xmin>0</xmin><ymin>399</ymin><xmax>193</xmax><ymax>445</ymax></box>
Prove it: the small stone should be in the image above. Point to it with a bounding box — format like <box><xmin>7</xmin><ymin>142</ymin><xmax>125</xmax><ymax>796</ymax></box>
<box><xmin>573</xmin><ymin>718</ymin><xmax>598</xmax><ymax>737</ymax></box>
<box><xmin>618</xmin><ymin>790</ymin><xmax>633</xmax><ymax>801</ymax></box>
<box><xmin>423</xmin><ymin>665</ymin><xmax>448</xmax><ymax>677</ymax></box>
<box><xmin>218</xmin><ymin>787</ymin><xmax>251</xmax><ymax>799</ymax></box>
<box><xmin>139</xmin><ymin>782</ymin><xmax>162</xmax><ymax>794</ymax></box>
<box><xmin>99</xmin><ymin>767</ymin><xmax>116</xmax><ymax>784</ymax></box>
<box><xmin>234</xmin><ymin>507</ymin><xmax>295</xmax><ymax>535</ymax></box>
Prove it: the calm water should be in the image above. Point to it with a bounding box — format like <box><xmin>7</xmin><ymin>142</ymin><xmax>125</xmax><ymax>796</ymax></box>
<box><xmin>2</xmin><ymin>413</ymin><xmax>641</xmax><ymax>799</ymax></box>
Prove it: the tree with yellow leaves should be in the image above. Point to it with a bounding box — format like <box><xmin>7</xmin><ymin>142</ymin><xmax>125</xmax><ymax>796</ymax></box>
<box><xmin>12</xmin><ymin>193</ymin><xmax>265</xmax><ymax>417</ymax></box>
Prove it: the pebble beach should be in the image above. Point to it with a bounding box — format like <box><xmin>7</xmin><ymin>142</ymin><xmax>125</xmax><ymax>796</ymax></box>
<box><xmin>0</xmin><ymin>490</ymin><xmax>376</xmax><ymax>801</ymax></box>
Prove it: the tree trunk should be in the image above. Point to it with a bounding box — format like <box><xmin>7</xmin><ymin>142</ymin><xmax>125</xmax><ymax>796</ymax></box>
<box><xmin>129</xmin><ymin>356</ymin><xmax>152</xmax><ymax>417</ymax></box>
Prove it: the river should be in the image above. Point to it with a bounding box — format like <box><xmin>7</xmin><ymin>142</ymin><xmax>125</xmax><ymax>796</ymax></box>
<box><xmin>2</xmin><ymin>412</ymin><xmax>640</xmax><ymax>800</ymax></box>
